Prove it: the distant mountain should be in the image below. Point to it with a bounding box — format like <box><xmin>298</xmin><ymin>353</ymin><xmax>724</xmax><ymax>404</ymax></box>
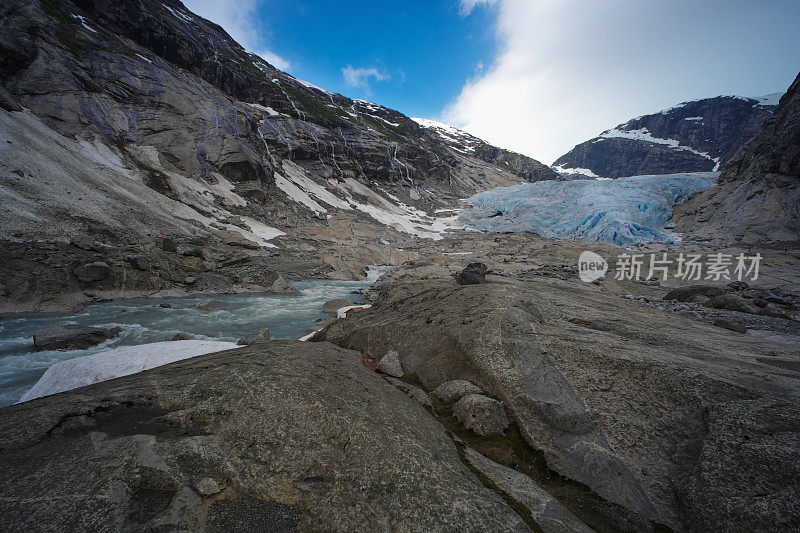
<box><xmin>411</xmin><ymin>118</ymin><xmax>557</xmax><ymax>183</ymax></box>
<box><xmin>672</xmin><ymin>73</ymin><xmax>800</xmax><ymax>244</ymax></box>
<box><xmin>553</xmin><ymin>94</ymin><xmax>781</xmax><ymax>178</ymax></box>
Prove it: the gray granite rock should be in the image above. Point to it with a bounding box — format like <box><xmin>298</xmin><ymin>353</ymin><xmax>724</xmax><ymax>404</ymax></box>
<box><xmin>453</xmin><ymin>394</ymin><xmax>511</xmax><ymax>436</ymax></box>
<box><xmin>72</xmin><ymin>262</ymin><xmax>110</xmax><ymax>283</ymax></box>
<box><xmin>322</xmin><ymin>299</ymin><xmax>351</xmax><ymax>313</ymax></box>
<box><xmin>462</xmin><ymin>447</ymin><xmax>593</xmax><ymax>533</ymax></box>
<box><xmin>0</xmin><ymin>341</ymin><xmax>534</xmax><ymax>532</ymax></box>
<box><xmin>237</xmin><ymin>328</ymin><xmax>271</xmax><ymax>345</ymax></box>
<box><xmin>375</xmin><ymin>350</ymin><xmax>403</xmax><ymax>377</ymax></box>
<box><xmin>321</xmin><ymin>275</ymin><xmax>800</xmax><ymax>531</ymax></box>
<box><xmin>433</xmin><ymin>379</ymin><xmax>483</xmax><ymax>404</ymax></box>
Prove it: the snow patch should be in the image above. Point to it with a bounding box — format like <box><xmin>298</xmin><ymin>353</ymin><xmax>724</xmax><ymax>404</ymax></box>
<box><xmin>247</xmin><ymin>103</ymin><xmax>283</xmax><ymax>116</ymax></box>
<box><xmin>750</xmin><ymin>92</ymin><xmax>784</xmax><ymax>107</ymax></box>
<box><xmin>18</xmin><ymin>340</ymin><xmax>240</xmax><ymax>403</ymax></box>
<box><xmin>336</xmin><ymin>304</ymin><xmax>371</xmax><ymax>319</ymax></box>
<box><xmin>552</xmin><ymin>164</ymin><xmax>601</xmax><ymax>178</ymax></box>
<box><xmin>161</xmin><ymin>4</ymin><xmax>194</xmax><ymax>23</ymax></box>
<box><xmin>71</xmin><ymin>13</ymin><xmax>97</xmax><ymax>33</ymax></box>
<box><xmin>599</xmin><ymin>127</ymin><xmax>718</xmax><ymax>165</ymax></box>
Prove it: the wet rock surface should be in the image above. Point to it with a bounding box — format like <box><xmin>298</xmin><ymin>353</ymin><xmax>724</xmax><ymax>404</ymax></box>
<box><xmin>33</xmin><ymin>323</ymin><xmax>120</xmax><ymax>351</ymax></box>
<box><xmin>237</xmin><ymin>327</ymin><xmax>271</xmax><ymax>345</ymax></box>
<box><xmin>322</xmin><ymin>298</ymin><xmax>351</xmax><ymax>313</ymax></box>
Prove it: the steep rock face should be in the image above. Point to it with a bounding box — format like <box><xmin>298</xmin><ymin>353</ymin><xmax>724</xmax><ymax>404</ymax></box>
<box><xmin>0</xmin><ymin>0</ymin><xmax>551</xmax><ymax>227</ymax></box>
<box><xmin>553</xmin><ymin>95</ymin><xmax>779</xmax><ymax>178</ymax></box>
<box><xmin>0</xmin><ymin>0</ymin><xmax>553</xmax><ymax>310</ymax></box>
<box><xmin>320</xmin><ymin>273</ymin><xmax>800</xmax><ymax>532</ymax></box>
<box><xmin>672</xmin><ymin>72</ymin><xmax>800</xmax><ymax>243</ymax></box>
<box><xmin>0</xmin><ymin>341</ymin><xmax>541</xmax><ymax>531</ymax></box>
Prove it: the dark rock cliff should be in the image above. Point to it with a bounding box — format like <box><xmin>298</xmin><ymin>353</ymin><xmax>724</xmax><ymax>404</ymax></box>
<box><xmin>554</xmin><ymin>94</ymin><xmax>779</xmax><ymax>178</ymax></box>
<box><xmin>673</xmin><ymin>72</ymin><xmax>800</xmax><ymax>243</ymax></box>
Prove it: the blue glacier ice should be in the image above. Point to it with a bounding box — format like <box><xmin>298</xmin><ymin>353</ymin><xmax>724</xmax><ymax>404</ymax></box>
<box><xmin>460</xmin><ymin>172</ymin><xmax>718</xmax><ymax>245</ymax></box>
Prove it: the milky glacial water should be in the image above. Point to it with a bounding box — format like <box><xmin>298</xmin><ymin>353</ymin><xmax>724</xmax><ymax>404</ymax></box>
<box><xmin>0</xmin><ymin>267</ymin><xmax>390</xmax><ymax>407</ymax></box>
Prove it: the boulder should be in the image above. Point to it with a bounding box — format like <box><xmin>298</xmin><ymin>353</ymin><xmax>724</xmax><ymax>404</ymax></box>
<box><xmin>759</xmin><ymin>305</ymin><xmax>792</xmax><ymax>319</ymax></box>
<box><xmin>706</xmin><ymin>293</ymin><xmax>760</xmax><ymax>314</ymax></box>
<box><xmin>223</xmin><ymin>234</ymin><xmax>260</xmax><ymax>249</ymax></box>
<box><xmin>462</xmin><ymin>447</ymin><xmax>593</xmax><ymax>533</ymax></box>
<box><xmin>305</xmin><ymin>319</ymin><xmax>335</xmax><ymax>334</ymax></box>
<box><xmin>170</xmin><ymin>333</ymin><xmax>191</xmax><ymax>341</ymax></box>
<box><xmin>452</xmin><ymin>394</ymin><xmax>510</xmax><ymax>437</ymax></box>
<box><xmin>193</xmin><ymin>300</ymin><xmax>229</xmax><ymax>311</ymax></box>
<box><xmin>713</xmin><ymin>318</ymin><xmax>747</xmax><ymax>334</ymax></box>
<box><xmin>432</xmin><ymin>379</ymin><xmax>483</xmax><ymax>404</ymax></box>
<box><xmin>161</xmin><ymin>236</ymin><xmax>177</xmax><ymax>253</ymax></box>
<box><xmin>0</xmin><ymin>85</ymin><xmax>22</xmax><ymax>112</ymax></box>
<box><xmin>33</xmin><ymin>323</ymin><xmax>120</xmax><ymax>351</ymax></box>
<box><xmin>662</xmin><ymin>285</ymin><xmax>726</xmax><ymax>302</ymax></box>
<box><xmin>383</xmin><ymin>375</ymin><xmax>432</xmax><ymax>408</ymax></box>
<box><xmin>72</xmin><ymin>262</ymin><xmax>110</xmax><ymax>283</ymax></box>
<box><xmin>127</xmin><ymin>254</ymin><xmax>150</xmax><ymax>271</ymax></box>
<box><xmin>0</xmin><ymin>342</ymin><xmax>535</xmax><ymax>532</ymax></box>
<box><xmin>237</xmin><ymin>328</ymin><xmax>271</xmax><ymax>345</ymax></box>
<box><xmin>268</xmin><ymin>275</ymin><xmax>297</xmax><ymax>294</ymax></box>
<box><xmin>727</xmin><ymin>281</ymin><xmax>750</xmax><ymax>291</ymax></box>
<box><xmin>375</xmin><ymin>350</ymin><xmax>403</xmax><ymax>377</ymax></box>
<box><xmin>322</xmin><ymin>299</ymin><xmax>351</xmax><ymax>313</ymax></box>
<box><xmin>453</xmin><ymin>262</ymin><xmax>488</xmax><ymax>285</ymax></box>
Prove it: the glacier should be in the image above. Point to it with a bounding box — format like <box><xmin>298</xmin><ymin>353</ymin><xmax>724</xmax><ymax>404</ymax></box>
<box><xmin>460</xmin><ymin>172</ymin><xmax>719</xmax><ymax>245</ymax></box>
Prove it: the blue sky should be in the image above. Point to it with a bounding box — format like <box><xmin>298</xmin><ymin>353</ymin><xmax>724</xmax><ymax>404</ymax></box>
<box><xmin>244</xmin><ymin>0</ymin><xmax>498</xmax><ymax>120</ymax></box>
<box><xmin>184</xmin><ymin>0</ymin><xmax>800</xmax><ymax>163</ymax></box>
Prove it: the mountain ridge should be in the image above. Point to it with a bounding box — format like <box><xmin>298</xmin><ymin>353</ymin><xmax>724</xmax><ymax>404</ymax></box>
<box><xmin>0</xmin><ymin>0</ymin><xmax>554</xmax><ymax>312</ymax></box>
<box><xmin>553</xmin><ymin>93</ymin><xmax>781</xmax><ymax>178</ymax></box>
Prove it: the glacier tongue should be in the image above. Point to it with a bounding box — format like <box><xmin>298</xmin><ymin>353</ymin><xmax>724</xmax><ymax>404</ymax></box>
<box><xmin>460</xmin><ymin>172</ymin><xmax>719</xmax><ymax>245</ymax></box>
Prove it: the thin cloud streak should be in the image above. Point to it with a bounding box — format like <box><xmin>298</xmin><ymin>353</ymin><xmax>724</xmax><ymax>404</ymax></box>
<box><xmin>341</xmin><ymin>65</ymin><xmax>390</xmax><ymax>95</ymax></box>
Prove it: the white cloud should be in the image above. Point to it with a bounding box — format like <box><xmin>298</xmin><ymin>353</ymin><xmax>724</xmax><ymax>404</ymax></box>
<box><xmin>256</xmin><ymin>48</ymin><xmax>291</xmax><ymax>71</ymax></box>
<box><xmin>458</xmin><ymin>0</ymin><xmax>497</xmax><ymax>16</ymax></box>
<box><xmin>445</xmin><ymin>0</ymin><xmax>794</xmax><ymax>165</ymax></box>
<box><xmin>182</xmin><ymin>0</ymin><xmax>290</xmax><ymax>71</ymax></box>
<box><xmin>341</xmin><ymin>65</ymin><xmax>390</xmax><ymax>94</ymax></box>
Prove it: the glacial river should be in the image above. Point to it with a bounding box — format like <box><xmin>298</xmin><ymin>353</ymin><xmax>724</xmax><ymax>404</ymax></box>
<box><xmin>0</xmin><ymin>267</ymin><xmax>390</xmax><ymax>407</ymax></box>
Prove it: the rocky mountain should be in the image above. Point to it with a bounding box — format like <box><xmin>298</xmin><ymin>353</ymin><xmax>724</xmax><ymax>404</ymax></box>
<box><xmin>553</xmin><ymin>93</ymin><xmax>781</xmax><ymax>178</ymax></box>
<box><xmin>0</xmin><ymin>0</ymin><xmax>554</xmax><ymax>312</ymax></box>
<box><xmin>673</xmin><ymin>72</ymin><xmax>800</xmax><ymax>243</ymax></box>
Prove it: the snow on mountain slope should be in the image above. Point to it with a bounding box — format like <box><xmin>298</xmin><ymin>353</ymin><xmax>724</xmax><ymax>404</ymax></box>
<box><xmin>460</xmin><ymin>172</ymin><xmax>719</xmax><ymax>245</ymax></box>
<box><xmin>553</xmin><ymin>94</ymin><xmax>781</xmax><ymax>178</ymax></box>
